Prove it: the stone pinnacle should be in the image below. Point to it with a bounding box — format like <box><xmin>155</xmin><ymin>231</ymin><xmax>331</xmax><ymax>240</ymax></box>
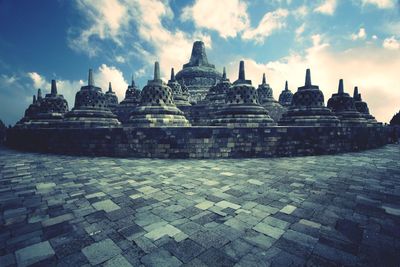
<box><xmin>305</xmin><ymin>69</ymin><xmax>312</xmax><ymax>87</ymax></box>
<box><xmin>33</xmin><ymin>95</ymin><xmax>36</xmax><ymax>104</ymax></box>
<box><xmin>37</xmin><ymin>88</ymin><xmax>42</xmax><ymax>99</ymax></box>
<box><xmin>154</xmin><ymin>62</ymin><xmax>160</xmax><ymax>80</ymax></box>
<box><xmin>353</xmin><ymin>86</ymin><xmax>359</xmax><ymax>98</ymax></box>
<box><xmin>285</xmin><ymin>81</ymin><xmax>288</xmax><ymax>91</ymax></box>
<box><xmin>238</xmin><ymin>61</ymin><xmax>245</xmax><ymax>80</ymax></box>
<box><xmin>262</xmin><ymin>73</ymin><xmax>266</xmax><ymax>84</ymax></box>
<box><xmin>222</xmin><ymin>67</ymin><xmax>227</xmax><ymax>80</ymax></box>
<box><xmin>88</xmin><ymin>69</ymin><xmax>94</xmax><ymax>86</ymax></box>
<box><xmin>338</xmin><ymin>79</ymin><xmax>344</xmax><ymax>94</ymax></box>
<box><xmin>51</xmin><ymin>80</ymin><xmax>57</xmax><ymax>95</ymax></box>
<box><xmin>108</xmin><ymin>82</ymin><xmax>112</xmax><ymax>92</ymax></box>
<box><xmin>170</xmin><ymin>68</ymin><xmax>175</xmax><ymax>81</ymax></box>
<box><xmin>131</xmin><ymin>74</ymin><xmax>135</xmax><ymax>86</ymax></box>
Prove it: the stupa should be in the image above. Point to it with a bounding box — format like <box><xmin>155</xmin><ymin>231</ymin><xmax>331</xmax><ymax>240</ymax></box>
<box><xmin>63</xmin><ymin>69</ymin><xmax>120</xmax><ymax>127</ymax></box>
<box><xmin>278</xmin><ymin>81</ymin><xmax>293</xmax><ymax>107</ymax></box>
<box><xmin>327</xmin><ymin>80</ymin><xmax>367</xmax><ymax>125</ymax></box>
<box><xmin>212</xmin><ymin>61</ymin><xmax>276</xmax><ymax>127</ymax></box>
<box><xmin>167</xmin><ymin>68</ymin><xmax>191</xmax><ymax>110</ymax></box>
<box><xmin>105</xmin><ymin>82</ymin><xmax>119</xmax><ymax>112</ymax></box>
<box><xmin>128</xmin><ymin>62</ymin><xmax>190</xmax><ymax>127</ymax></box>
<box><xmin>353</xmin><ymin>86</ymin><xmax>378</xmax><ymax>124</ymax></box>
<box><xmin>257</xmin><ymin>73</ymin><xmax>286</xmax><ymax>121</ymax></box>
<box><xmin>279</xmin><ymin>69</ymin><xmax>339</xmax><ymax>126</ymax></box>
<box><xmin>175</xmin><ymin>41</ymin><xmax>222</xmax><ymax>102</ymax></box>
<box><xmin>17</xmin><ymin>89</ymin><xmax>42</xmax><ymax>125</ymax></box>
<box><xmin>115</xmin><ymin>76</ymin><xmax>141</xmax><ymax>124</ymax></box>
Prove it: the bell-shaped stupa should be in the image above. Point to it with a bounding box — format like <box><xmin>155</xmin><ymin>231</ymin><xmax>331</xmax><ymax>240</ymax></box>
<box><xmin>115</xmin><ymin>76</ymin><xmax>141</xmax><ymax>124</ymax></box>
<box><xmin>212</xmin><ymin>61</ymin><xmax>276</xmax><ymax>127</ymax></box>
<box><xmin>128</xmin><ymin>62</ymin><xmax>190</xmax><ymax>127</ymax></box>
<box><xmin>353</xmin><ymin>86</ymin><xmax>378</xmax><ymax>124</ymax></box>
<box><xmin>327</xmin><ymin>80</ymin><xmax>367</xmax><ymax>125</ymax></box>
<box><xmin>175</xmin><ymin>41</ymin><xmax>222</xmax><ymax>103</ymax></box>
<box><xmin>105</xmin><ymin>82</ymin><xmax>119</xmax><ymax>112</ymax></box>
<box><xmin>63</xmin><ymin>69</ymin><xmax>120</xmax><ymax>127</ymax></box>
<box><xmin>17</xmin><ymin>89</ymin><xmax>43</xmax><ymax>126</ymax></box>
<box><xmin>278</xmin><ymin>81</ymin><xmax>293</xmax><ymax>107</ymax></box>
<box><xmin>257</xmin><ymin>73</ymin><xmax>286</xmax><ymax>121</ymax></box>
<box><xmin>279</xmin><ymin>69</ymin><xmax>339</xmax><ymax>126</ymax></box>
<box><xmin>167</xmin><ymin>68</ymin><xmax>191</xmax><ymax>110</ymax></box>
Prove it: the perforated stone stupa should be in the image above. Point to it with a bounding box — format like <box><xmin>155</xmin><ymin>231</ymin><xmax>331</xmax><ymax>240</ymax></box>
<box><xmin>257</xmin><ymin>73</ymin><xmax>286</xmax><ymax>121</ymax></box>
<box><xmin>353</xmin><ymin>86</ymin><xmax>378</xmax><ymax>124</ymax></box>
<box><xmin>213</xmin><ymin>61</ymin><xmax>276</xmax><ymax>127</ymax></box>
<box><xmin>175</xmin><ymin>41</ymin><xmax>222</xmax><ymax>102</ymax></box>
<box><xmin>327</xmin><ymin>79</ymin><xmax>367</xmax><ymax>126</ymax></box>
<box><xmin>63</xmin><ymin>69</ymin><xmax>120</xmax><ymax>127</ymax></box>
<box><xmin>128</xmin><ymin>62</ymin><xmax>190</xmax><ymax>127</ymax></box>
<box><xmin>279</xmin><ymin>69</ymin><xmax>340</xmax><ymax>126</ymax></box>
<box><xmin>115</xmin><ymin>76</ymin><xmax>141</xmax><ymax>124</ymax></box>
<box><xmin>278</xmin><ymin>81</ymin><xmax>293</xmax><ymax>107</ymax></box>
<box><xmin>17</xmin><ymin>89</ymin><xmax>42</xmax><ymax>125</ymax></box>
<box><xmin>105</xmin><ymin>82</ymin><xmax>119</xmax><ymax>112</ymax></box>
<box><xmin>167</xmin><ymin>68</ymin><xmax>191</xmax><ymax>110</ymax></box>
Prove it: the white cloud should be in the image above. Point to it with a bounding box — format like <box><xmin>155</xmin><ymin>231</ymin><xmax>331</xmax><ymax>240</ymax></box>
<box><xmin>68</xmin><ymin>0</ymin><xmax>130</xmax><ymax>56</ymax></box>
<box><xmin>94</xmin><ymin>64</ymin><xmax>128</xmax><ymax>101</ymax></box>
<box><xmin>28</xmin><ymin>72</ymin><xmax>47</xmax><ymax>89</ymax></box>
<box><xmin>314</xmin><ymin>0</ymin><xmax>338</xmax><ymax>15</ymax></box>
<box><xmin>295</xmin><ymin>23</ymin><xmax>306</xmax><ymax>38</ymax></box>
<box><xmin>293</xmin><ymin>6</ymin><xmax>309</xmax><ymax>19</ymax></box>
<box><xmin>181</xmin><ymin>0</ymin><xmax>250</xmax><ymax>38</ymax></box>
<box><xmin>226</xmin><ymin>35</ymin><xmax>400</xmax><ymax>123</ymax></box>
<box><xmin>359</xmin><ymin>0</ymin><xmax>396</xmax><ymax>8</ymax></box>
<box><xmin>351</xmin><ymin>28</ymin><xmax>367</xmax><ymax>40</ymax></box>
<box><xmin>383</xmin><ymin>36</ymin><xmax>400</xmax><ymax>50</ymax></box>
<box><xmin>242</xmin><ymin>9</ymin><xmax>289</xmax><ymax>44</ymax></box>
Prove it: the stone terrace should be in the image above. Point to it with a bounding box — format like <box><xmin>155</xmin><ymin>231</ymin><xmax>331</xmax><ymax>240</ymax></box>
<box><xmin>0</xmin><ymin>144</ymin><xmax>399</xmax><ymax>267</ymax></box>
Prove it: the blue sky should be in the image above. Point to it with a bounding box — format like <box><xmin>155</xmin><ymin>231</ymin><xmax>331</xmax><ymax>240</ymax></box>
<box><xmin>0</xmin><ymin>0</ymin><xmax>399</xmax><ymax>125</ymax></box>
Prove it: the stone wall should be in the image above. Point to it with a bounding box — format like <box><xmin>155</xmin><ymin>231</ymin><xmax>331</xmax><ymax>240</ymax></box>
<box><xmin>6</xmin><ymin>125</ymin><xmax>395</xmax><ymax>158</ymax></box>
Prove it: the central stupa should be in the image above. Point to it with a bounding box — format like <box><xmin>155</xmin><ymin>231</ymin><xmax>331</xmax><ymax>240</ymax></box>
<box><xmin>175</xmin><ymin>41</ymin><xmax>222</xmax><ymax>103</ymax></box>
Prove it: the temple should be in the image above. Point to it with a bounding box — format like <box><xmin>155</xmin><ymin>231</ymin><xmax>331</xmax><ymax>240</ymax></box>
<box><xmin>212</xmin><ymin>61</ymin><xmax>275</xmax><ymax>127</ymax></box>
<box><xmin>9</xmin><ymin>41</ymin><xmax>393</xmax><ymax>159</ymax></box>
<box><xmin>115</xmin><ymin>76</ymin><xmax>141</xmax><ymax>123</ymax></box>
<box><xmin>63</xmin><ymin>69</ymin><xmax>120</xmax><ymax>127</ymax></box>
<box><xmin>353</xmin><ymin>86</ymin><xmax>378</xmax><ymax>124</ymax></box>
<box><xmin>278</xmin><ymin>81</ymin><xmax>293</xmax><ymax>107</ymax></box>
<box><xmin>327</xmin><ymin>79</ymin><xmax>367</xmax><ymax>125</ymax></box>
<box><xmin>175</xmin><ymin>41</ymin><xmax>222</xmax><ymax>102</ymax></box>
<box><xmin>279</xmin><ymin>69</ymin><xmax>340</xmax><ymax>126</ymax></box>
<box><xmin>128</xmin><ymin>62</ymin><xmax>190</xmax><ymax>127</ymax></box>
<box><xmin>257</xmin><ymin>73</ymin><xmax>286</xmax><ymax>121</ymax></box>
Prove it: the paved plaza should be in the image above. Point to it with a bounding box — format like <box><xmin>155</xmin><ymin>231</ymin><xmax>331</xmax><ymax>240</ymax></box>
<box><xmin>0</xmin><ymin>145</ymin><xmax>399</xmax><ymax>267</ymax></box>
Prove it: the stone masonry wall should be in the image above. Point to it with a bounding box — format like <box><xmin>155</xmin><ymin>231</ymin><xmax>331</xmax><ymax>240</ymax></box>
<box><xmin>6</xmin><ymin>126</ymin><xmax>395</xmax><ymax>158</ymax></box>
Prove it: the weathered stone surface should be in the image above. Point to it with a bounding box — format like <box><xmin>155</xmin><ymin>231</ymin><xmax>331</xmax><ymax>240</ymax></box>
<box><xmin>213</xmin><ymin>61</ymin><xmax>276</xmax><ymax>127</ymax></box>
<box><xmin>0</xmin><ymin>144</ymin><xmax>400</xmax><ymax>266</ymax></box>
<box><xmin>279</xmin><ymin>69</ymin><xmax>340</xmax><ymax>126</ymax></box>
<box><xmin>257</xmin><ymin>73</ymin><xmax>286</xmax><ymax>121</ymax></box>
<box><xmin>175</xmin><ymin>41</ymin><xmax>222</xmax><ymax>103</ymax></box>
<box><xmin>105</xmin><ymin>82</ymin><xmax>119</xmax><ymax>111</ymax></box>
<box><xmin>128</xmin><ymin>62</ymin><xmax>190</xmax><ymax>127</ymax></box>
<box><xmin>327</xmin><ymin>79</ymin><xmax>367</xmax><ymax>126</ymax></box>
<box><xmin>278</xmin><ymin>81</ymin><xmax>293</xmax><ymax>107</ymax></box>
<box><xmin>115</xmin><ymin>77</ymin><xmax>141</xmax><ymax>124</ymax></box>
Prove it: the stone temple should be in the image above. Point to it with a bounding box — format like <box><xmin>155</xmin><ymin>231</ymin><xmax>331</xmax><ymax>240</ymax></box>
<box><xmin>175</xmin><ymin>41</ymin><xmax>222</xmax><ymax>103</ymax></box>
<box><xmin>6</xmin><ymin>40</ymin><xmax>396</xmax><ymax>159</ymax></box>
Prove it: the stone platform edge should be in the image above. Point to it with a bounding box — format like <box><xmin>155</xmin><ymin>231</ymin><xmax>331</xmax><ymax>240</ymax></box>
<box><xmin>5</xmin><ymin>126</ymin><xmax>397</xmax><ymax>158</ymax></box>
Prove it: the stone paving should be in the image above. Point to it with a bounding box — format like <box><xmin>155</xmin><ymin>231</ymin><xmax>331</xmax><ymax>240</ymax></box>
<box><xmin>0</xmin><ymin>145</ymin><xmax>399</xmax><ymax>267</ymax></box>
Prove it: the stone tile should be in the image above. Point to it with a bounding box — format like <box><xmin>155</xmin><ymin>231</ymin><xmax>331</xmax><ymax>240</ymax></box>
<box><xmin>140</xmin><ymin>249</ymin><xmax>182</xmax><ymax>267</ymax></box>
<box><xmin>15</xmin><ymin>241</ymin><xmax>55</xmax><ymax>267</ymax></box>
<box><xmin>81</xmin><ymin>238</ymin><xmax>122</xmax><ymax>265</ymax></box>
<box><xmin>163</xmin><ymin>239</ymin><xmax>205</xmax><ymax>263</ymax></box>
<box><xmin>195</xmin><ymin>200</ymin><xmax>214</xmax><ymax>210</ymax></box>
<box><xmin>253</xmin><ymin>222</ymin><xmax>285</xmax><ymax>239</ymax></box>
<box><xmin>103</xmin><ymin>254</ymin><xmax>133</xmax><ymax>267</ymax></box>
<box><xmin>216</xmin><ymin>200</ymin><xmax>241</xmax><ymax>210</ymax></box>
<box><xmin>92</xmin><ymin>199</ymin><xmax>120</xmax><ymax>212</ymax></box>
<box><xmin>280</xmin><ymin>205</ymin><xmax>297</xmax><ymax>214</ymax></box>
<box><xmin>144</xmin><ymin>224</ymin><xmax>181</xmax><ymax>241</ymax></box>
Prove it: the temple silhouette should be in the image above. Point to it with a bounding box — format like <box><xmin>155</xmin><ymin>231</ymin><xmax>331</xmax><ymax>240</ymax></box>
<box><xmin>8</xmin><ymin>41</ymin><xmax>396</xmax><ymax>158</ymax></box>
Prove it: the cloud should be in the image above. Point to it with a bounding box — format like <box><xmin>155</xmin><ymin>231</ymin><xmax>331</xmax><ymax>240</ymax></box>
<box><xmin>28</xmin><ymin>72</ymin><xmax>47</xmax><ymax>89</ymax></box>
<box><xmin>295</xmin><ymin>23</ymin><xmax>306</xmax><ymax>38</ymax></box>
<box><xmin>383</xmin><ymin>36</ymin><xmax>400</xmax><ymax>50</ymax></box>
<box><xmin>225</xmin><ymin>35</ymin><xmax>400</xmax><ymax>123</ymax></box>
<box><xmin>314</xmin><ymin>0</ymin><xmax>338</xmax><ymax>15</ymax></box>
<box><xmin>351</xmin><ymin>28</ymin><xmax>367</xmax><ymax>40</ymax></box>
<box><xmin>359</xmin><ymin>0</ymin><xmax>396</xmax><ymax>8</ymax></box>
<box><xmin>242</xmin><ymin>9</ymin><xmax>289</xmax><ymax>44</ymax></box>
<box><xmin>68</xmin><ymin>0</ymin><xmax>130</xmax><ymax>57</ymax></box>
<box><xmin>181</xmin><ymin>0</ymin><xmax>250</xmax><ymax>38</ymax></box>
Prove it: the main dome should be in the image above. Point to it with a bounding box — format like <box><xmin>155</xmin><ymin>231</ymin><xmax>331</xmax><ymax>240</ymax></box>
<box><xmin>175</xmin><ymin>41</ymin><xmax>222</xmax><ymax>103</ymax></box>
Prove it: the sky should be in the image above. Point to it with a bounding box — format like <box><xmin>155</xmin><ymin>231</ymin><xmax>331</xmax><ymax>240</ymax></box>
<box><xmin>0</xmin><ymin>0</ymin><xmax>399</xmax><ymax>125</ymax></box>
